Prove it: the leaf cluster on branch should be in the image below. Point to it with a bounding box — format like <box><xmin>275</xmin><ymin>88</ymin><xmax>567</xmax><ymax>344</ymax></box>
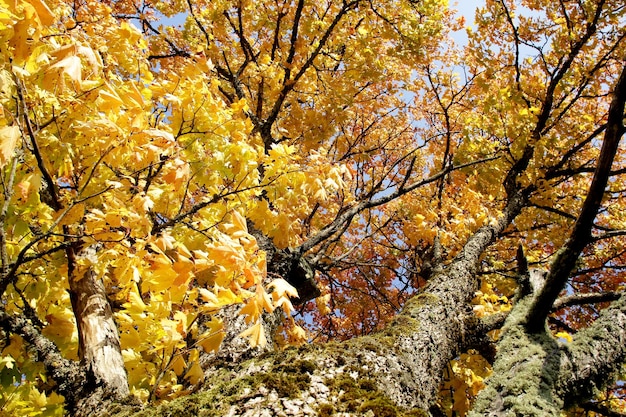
<box><xmin>0</xmin><ymin>0</ymin><xmax>625</xmax><ymax>416</ymax></box>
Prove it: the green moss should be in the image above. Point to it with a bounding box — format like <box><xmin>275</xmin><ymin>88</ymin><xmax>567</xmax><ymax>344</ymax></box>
<box><xmin>100</xmin><ymin>403</ymin><xmax>142</xmax><ymax>417</ymax></box>
<box><xmin>323</xmin><ymin>371</ymin><xmax>426</xmax><ymax>417</ymax></box>
<box><xmin>317</xmin><ymin>403</ymin><xmax>335</xmax><ymax>416</ymax></box>
<box><xmin>359</xmin><ymin>397</ymin><xmax>399</xmax><ymax>417</ymax></box>
<box><xmin>470</xmin><ymin>314</ymin><xmax>564</xmax><ymax>416</ymax></box>
<box><xmin>358</xmin><ymin>378</ymin><xmax>378</xmax><ymax>392</ymax></box>
<box><xmin>332</xmin><ymin>374</ymin><xmax>358</xmax><ymax>391</ymax></box>
<box><xmin>256</xmin><ymin>369</ymin><xmax>311</xmax><ymax>398</ymax></box>
<box><xmin>344</xmin><ymin>334</ymin><xmax>391</xmax><ymax>355</ymax></box>
<box><xmin>283</xmin><ymin>359</ymin><xmax>316</xmax><ymax>374</ymax></box>
<box><xmin>404</xmin><ymin>293</ymin><xmax>439</xmax><ymax>309</ymax></box>
<box><xmin>105</xmin><ymin>336</ymin><xmax>431</xmax><ymax>417</ymax></box>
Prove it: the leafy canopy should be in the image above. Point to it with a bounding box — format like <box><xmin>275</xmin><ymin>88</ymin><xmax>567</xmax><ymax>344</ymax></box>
<box><xmin>0</xmin><ymin>0</ymin><xmax>625</xmax><ymax>415</ymax></box>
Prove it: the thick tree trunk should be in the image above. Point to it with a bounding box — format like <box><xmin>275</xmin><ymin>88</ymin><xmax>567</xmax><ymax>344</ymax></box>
<box><xmin>471</xmin><ymin>65</ymin><xmax>626</xmax><ymax>416</ymax></box>
<box><xmin>100</xmin><ymin>206</ymin><xmax>525</xmax><ymax>416</ymax></box>
<box><xmin>470</xmin><ymin>293</ymin><xmax>626</xmax><ymax>417</ymax></box>
<box><xmin>101</xmin><ymin>285</ymin><xmax>626</xmax><ymax>417</ymax></box>
<box><xmin>67</xmin><ymin>245</ymin><xmax>130</xmax><ymax>415</ymax></box>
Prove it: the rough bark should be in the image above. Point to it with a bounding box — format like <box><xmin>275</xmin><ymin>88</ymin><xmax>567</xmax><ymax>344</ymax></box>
<box><xmin>470</xmin><ymin>292</ymin><xmax>626</xmax><ymax>417</ymax></box>
<box><xmin>557</xmin><ymin>294</ymin><xmax>626</xmax><ymax>407</ymax></box>
<box><xmin>77</xmin><ymin>195</ymin><xmax>626</xmax><ymax>417</ymax></box>
<box><xmin>67</xmin><ymin>245</ymin><xmax>130</xmax><ymax>415</ymax></box>
<box><xmin>98</xmin><ymin>190</ymin><xmax>530</xmax><ymax>417</ymax></box>
<box><xmin>251</xmin><ymin>224</ymin><xmax>320</xmax><ymax>303</ymax></box>
<box><xmin>469</xmin><ymin>64</ymin><xmax>626</xmax><ymax>416</ymax></box>
<box><xmin>526</xmin><ymin>63</ymin><xmax>626</xmax><ymax>331</ymax></box>
<box><xmin>82</xmin><ymin>290</ymin><xmax>626</xmax><ymax>417</ymax></box>
<box><xmin>0</xmin><ymin>310</ymin><xmax>87</xmax><ymax>408</ymax></box>
<box><xmin>63</xmin><ymin>189</ymin><xmax>626</xmax><ymax>417</ymax></box>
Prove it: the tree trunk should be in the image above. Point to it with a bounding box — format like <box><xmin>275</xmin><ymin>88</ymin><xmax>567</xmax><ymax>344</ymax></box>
<box><xmin>99</xmin><ymin>284</ymin><xmax>626</xmax><ymax>417</ymax></box>
<box><xmin>67</xmin><ymin>245</ymin><xmax>130</xmax><ymax>415</ymax></box>
<box><xmin>99</xmin><ymin>210</ymin><xmax>523</xmax><ymax>416</ymax></box>
<box><xmin>470</xmin><ymin>293</ymin><xmax>626</xmax><ymax>417</ymax></box>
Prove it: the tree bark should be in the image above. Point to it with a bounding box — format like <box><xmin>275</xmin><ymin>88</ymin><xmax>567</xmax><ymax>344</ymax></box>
<box><xmin>0</xmin><ymin>310</ymin><xmax>87</xmax><ymax>408</ymax></box>
<box><xmin>469</xmin><ymin>292</ymin><xmax>626</xmax><ymax>417</ymax></box>
<box><xmin>67</xmin><ymin>245</ymin><xmax>130</xmax><ymax>415</ymax></box>
<box><xmin>99</xmin><ymin>194</ymin><xmax>531</xmax><ymax>416</ymax></box>
<box><xmin>99</xmin><ymin>279</ymin><xmax>626</xmax><ymax>417</ymax></box>
<box><xmin>469</xmin><ymin>63</ymin><xmax>626</xmax><ymax>416</ymax></box>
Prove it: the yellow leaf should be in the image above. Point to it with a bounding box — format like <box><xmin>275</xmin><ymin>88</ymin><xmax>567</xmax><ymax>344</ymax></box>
<box><xmin>29</xmin><ymin>0</ymin><xmax>55</xmax><ymax>26</ymax></box>
<box><xmin>239</xmin><ymin>298</ymin><xmax>262</xmax><ymax>323</ymax></box>
<box><xmin>555</xmin><ymin>331</ymin><xmax>572</xmax><ymax>343</ymax></box>
<box><xmin>170</xmin><ymin>355</ymin><xmax>186</xmax><ymax>376</ymax></box>
<box><xmin>289</xmin><ymin>324</ymin><xmax>308</xmax><ymax>345</ymax></box>
<box><xmin>315</xmin><ymin>294</ymin><xmax>331</xmax><ymax>316</ymax></box>
<box><xmin>173</xmin><ymin>311</ymin><xmax>188</xmax><ymax>337</ymax></box>
<box><xmin>42</xmin><ymin>311</ymin><xmax>76</xmax><ymax>340</ymax></box>
<box><xmin>0</xmin><ymin>355</ymin><xmax>15</xmax><ymax>370</ymax></box>
<box><xmin>48</xmin><ymin>55</ymin><xmax>82</xmax><ymax>83</ymax></box>
<box><xmin>239</xmin><ymin>321</ymin><xmax>266</xmax><ymax>348</ymax></box>
<box><xmin>197</xmin><ymin>318</ymin><xmax>224</xmax><ymax>353</ymax></box>
<box><xmin>0</xmin><ymin>125</ymin><xmax>19</xmax><ymax>167</ymax></box>
<box><xmin>123</xmin><ymin>283</ymin><xmax>147</xmax><ymax>314</ymax></box>
<box><xmin>230</xmin><ymin>210</ymin><xmax>248</xmax><ymax>232</ymax></box>
<box><xmin>57</xmin><ymin>203</ymin><xmax>85</xmax><ymax>226</ymax></box>
<box><xmin>184</xmin><ymin>361</ymin><xmax>204</xmax><ymax>385</ymax></box>
<box><xmin>97</xmin><ymin>88</ymin><xmax>125</xmax><ymax>112</ymax></box>
<box><xmin>28</xmin><ymin>387</ymin><xmax>47</xmax><ymax>408</ymax></box>
<box><xmin>258</xmin><ymin>285</ymin><xmax>274</xmax><ymax>313</ymax></box>
<box><xmin>197</xmin><ymin>332</ymin><xmax>223</xmax><ymax>353</ymax></box>
<box><xmin>198</xmin><ymin>288</ymin><xmax>218</xmax><ymax>304</ymax></box>
<box><xmin>143</xmin><ymin>263</ymin><xmax>177</xmax><ymax>292</ymax></box>
<box><xmin>267</xmin><ymin>278</ymin><xmax>298</xmax><ymax>299</ymax></box>
<box><xmin>268</xmin><ymin>279</ymin><xmax>297</xmax><ymax>315</ymax></box>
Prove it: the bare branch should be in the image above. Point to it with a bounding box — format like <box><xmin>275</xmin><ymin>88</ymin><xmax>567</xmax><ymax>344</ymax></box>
<box><xmin>553</xmin><ymin>291</ymin><xmax>623</xmax><ymax>311</ymax></box>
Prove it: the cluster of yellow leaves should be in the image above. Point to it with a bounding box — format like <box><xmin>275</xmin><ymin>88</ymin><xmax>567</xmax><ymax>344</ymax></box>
<box><xmin>106</xmin><ymin>211</ymin><xmax>304</xmax><ymax>401</ymax></box>
<box><xmin>0</xmin><ymin>0</ymin><xmax>305</xmax><ymax>411</ymax></box>
<box><xmin>248</xmin><ymin>144</ymin><xmax>354</xmax><ymax>248</ymax></box>
<box><xmin>472</xmin><ymin>281</ymin><xmax>511</xmax><ymax>319</ymax></box>
<box><xmin>0</xmin><ymin>337</ymin><xmax>65</xmax><ymax>416</ymax></box>
<box><xmin>440</xmin><ymin>351</ymin><xmax>492</xmax><ymax>417</ymax></box>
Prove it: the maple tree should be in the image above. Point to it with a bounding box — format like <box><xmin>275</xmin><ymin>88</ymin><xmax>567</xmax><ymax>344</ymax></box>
<box><xmin>0</xmin><ymin>0</ymin><xmax>625</xmax><ymax>415</ymax></box>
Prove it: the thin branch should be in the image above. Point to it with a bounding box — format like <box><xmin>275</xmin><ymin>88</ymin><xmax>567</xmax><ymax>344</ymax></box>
<box><xmin>297</xmin><ymin>155</ymin><xmax>499</xmax><ymax>255</ymax></box>
<box><xmin>1</xmin><ymin>155</ymin><xmax>19</xmax><ymax>278</ymax></box>
<box><xmin>0</xmin><ymin>186</ymin><xmax>110</xmax><ymax>297</ymax></box>
<box><xmin>261</xmin><ymin>0</ymin><xmax>359</xmax><ymax>147</ymax></box>
<box><xmin>553</xmin><ymin>291</ymin><xmax>623</xmax><ymax>311</ymax></box>
<box><xmin>15</xmin><ymin>78</ymin><xmax>61</xmax><ymax>211</ymax></box>
<box><xmin>186</xmin><ymin>0</ymin><xmax>211</xmax><ymax>46</ymax></box>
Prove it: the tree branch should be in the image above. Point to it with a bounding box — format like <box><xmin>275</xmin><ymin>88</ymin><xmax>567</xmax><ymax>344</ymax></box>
<box><xmin>15</xmin><ymin>78</ymin><xmax>61</xmax><ymax>211</ymax></box>
<box><xmin>552</xmin><ymin>291</ymin><xmax>623</xmax><ymax>311</ymax></box>
<box><xmin>580</xmin><ymin>401</ymin><xmax>626</xmax><ymax>417</ymax></box>
<box><xmin>556</xmin><ymin>294</ymin><xmax>626</xmax><ymax>406</ymax></box>
<box><xmin>0</xmin><ymin>310</ymin><xmax>86</xmax><ymax>407</ymax></box>
<box><xmin>296</xmin><ymin>156</ymin><xmax>498</xmax><ymax>255</ymax></box>
<box><xmin>525</xmin><ymin>63</ymin><xmax>626</xmax><ymax>333</ymax></box>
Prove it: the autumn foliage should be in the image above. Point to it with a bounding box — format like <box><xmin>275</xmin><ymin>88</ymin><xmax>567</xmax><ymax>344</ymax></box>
<box><xmin>0</xmin><ymin>0</ymin><xmax>625</xmax><ymax>415</ymax></box>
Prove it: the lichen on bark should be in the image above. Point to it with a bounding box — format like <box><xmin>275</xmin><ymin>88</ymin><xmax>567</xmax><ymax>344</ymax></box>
<box><xmin>469</xmin><ymin>298</ymin><xmax>565</xmax><ymax>416</ymax></box>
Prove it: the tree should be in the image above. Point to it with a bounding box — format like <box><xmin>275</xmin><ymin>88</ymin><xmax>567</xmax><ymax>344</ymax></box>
<box><xmin>0</xmin><ymin>0</ymin><xmax>625</xmax><ymax>415</ymax></box>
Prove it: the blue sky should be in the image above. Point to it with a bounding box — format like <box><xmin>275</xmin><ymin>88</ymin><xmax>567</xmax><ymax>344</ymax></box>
<box><xmin>451</xmin><ymin>1</ymin><xmax>485</xmax><ymax>46</ymax></box>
